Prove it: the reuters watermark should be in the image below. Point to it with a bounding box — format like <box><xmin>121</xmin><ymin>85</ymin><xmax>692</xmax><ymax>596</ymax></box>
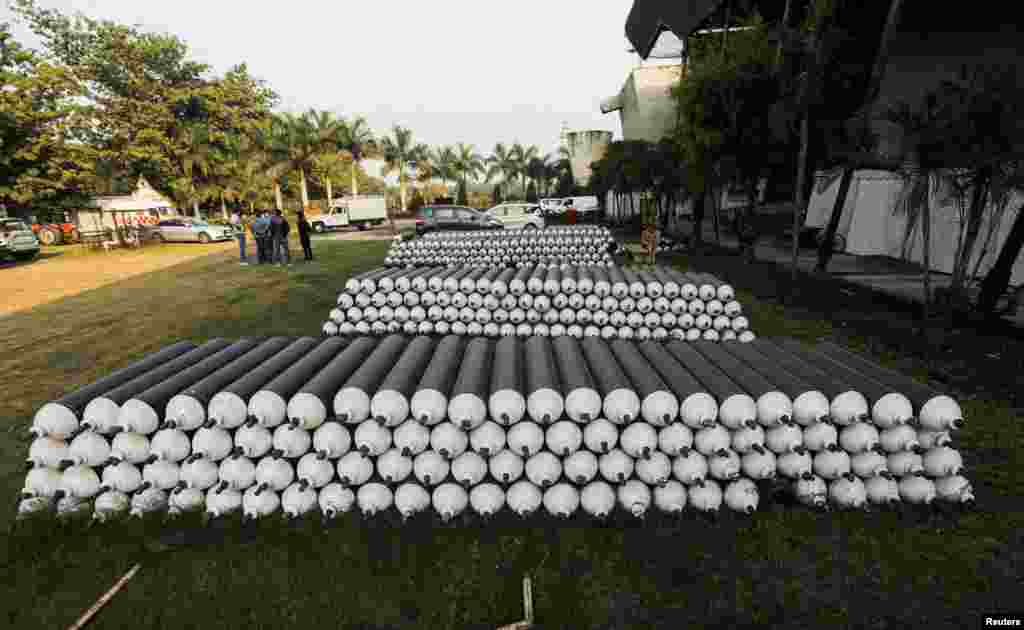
<box><xmin>984</xmin><ymin>616</ymin><xmax>1022</xmax><ymax>627</ymax></box>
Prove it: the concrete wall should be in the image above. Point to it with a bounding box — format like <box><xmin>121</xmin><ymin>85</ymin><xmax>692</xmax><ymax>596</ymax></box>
<box><xmin>605</xmin><ymin>64</ymin><xmax>683</xmax><ymax>144</ymax></box>
<box><xmin>565</xmin><ymin>130</ymin><xmax>613</xmax><ymax>187</ymax></box>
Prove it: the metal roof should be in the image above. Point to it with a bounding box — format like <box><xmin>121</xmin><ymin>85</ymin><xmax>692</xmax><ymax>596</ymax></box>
<box><xmin>625</xmin><ymin>0</ymin><xmax>725</xmax><ymax>59</ymax></box>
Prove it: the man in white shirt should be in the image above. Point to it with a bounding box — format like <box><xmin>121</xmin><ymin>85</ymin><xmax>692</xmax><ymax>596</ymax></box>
<box><xmin>230</xmin><ymin>211</ymin><xmax>248</xmax><ymax>265</ymax></box>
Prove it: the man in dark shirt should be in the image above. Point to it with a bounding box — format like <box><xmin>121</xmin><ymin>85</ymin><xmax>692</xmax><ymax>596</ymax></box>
<box><xmin>271</xmin><ymin>209</ymin><xmax>291</xmax><ymax>266</ymax></box>
<box><xmin>296</xmin><ymin>211</ymin><xmax>313</xmax><ymax>261</ymax></box>
<box><xmin>251</xmin><ymin>211</ymin><xmax>271</xmax><ymax>264</ymax></box>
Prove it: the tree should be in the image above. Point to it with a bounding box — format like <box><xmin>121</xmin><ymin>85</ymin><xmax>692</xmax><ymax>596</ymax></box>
<box><xmin>453</xmin><ymin>143</ymin><xmax>485</xmax><ymax>206</ymax></box>
<box><xmin>381</xmin><ymin>125</ymin><xmax>429</xmax><ymax>221</ymax></box>
<box><xmin>525</xmin><ymin>156</ymin><xmax>548</xmax><ymax>202</ymax></box>
<box><xmin>341</xmin><ymin>116</ymin><xmax>375</xmax><ymax>196</ymax></box>
<box><xmin>306</xmin><ymin>110</ymin><xmax>348</xmax><ymax>208</ymax></box>
<box><xmin>977</xmin><ymin>162</ymin><xmax>1024</xmax><ymax>315</ymax></box>
<box><xmin>0</xmin><ymin>22</ymin><xmax>94</xmax><ymax>210</ymax></box>
<box><xmin>429</xmin><ymin>145</ymin><xmax>458</xmax><ymax>197</ymax></box>
<box><xmin>493</xmin><ymin>183</ymin><xmax>503</xmax><ymax>205</ymax></box>
<box><xmin>511</xmin><ymin>143</ymin><xmax>539</xmax><ymax>199</ymax></box>
<box><xmin>486</xmin><ymin>143</ymin><xmax>517</xmax><ymax>201</ymax></box>
<box><xmin>10</xmin><ymin>0</ymin><xmax>277</xmax><ymax>211</ymax></box>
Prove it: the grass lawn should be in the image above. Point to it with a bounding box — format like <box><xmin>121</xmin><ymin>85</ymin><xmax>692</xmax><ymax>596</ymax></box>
<box><xmin>2</xmin><ymin>237</ymin><xmax>1021</xmax><ymax>629</ymax></box>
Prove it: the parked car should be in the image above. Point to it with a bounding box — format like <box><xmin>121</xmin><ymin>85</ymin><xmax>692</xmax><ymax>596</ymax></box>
<box><xmin>0</xmin><ymin>217</ymin><xmax>41</xmax><ymax>261</ymax></box>
<box><xmin>486</xmin><ymin>203</ymin><xmax>545</xmax><ymax>230</ymax></box>
<box><xmin>149</xmin><ymin>218</ymin><xmax>234</xmax><ymax>243</ymax></box>
<box><xmin>415</xmin><ymin>205</ymin><xmax>503</xmax><ymax>235</ymax></box>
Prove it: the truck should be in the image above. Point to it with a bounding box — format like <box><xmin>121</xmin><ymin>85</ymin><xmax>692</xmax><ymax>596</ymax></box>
<box><xmin>307</xmin><ymin>195</ymin><xmax>388</xmax><ymax>233</ymax></box>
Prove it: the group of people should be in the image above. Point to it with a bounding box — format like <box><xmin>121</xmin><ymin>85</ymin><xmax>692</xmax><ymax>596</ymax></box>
<box><xmin>229</xmin><ymin>209</ymin><xmax>314</xmax><ymax>266</ymax></box>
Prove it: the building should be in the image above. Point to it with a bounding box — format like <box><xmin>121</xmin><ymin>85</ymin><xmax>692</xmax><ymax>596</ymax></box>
<box><xmin>600</xmin><ymin>31</ymin><xmax>684</xmax><ymax>144</ymax></box>
<box><xmin>564</xmin><ymin>130</ymin><xmax>613</xmax><ymax>188</ymax></box>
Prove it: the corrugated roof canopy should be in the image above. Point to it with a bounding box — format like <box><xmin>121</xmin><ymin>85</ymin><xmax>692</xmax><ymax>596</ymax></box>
<box><xmin>626</xmin><ymin>0</ymin><xmax>726</xmax><ymax>59</ymax></box>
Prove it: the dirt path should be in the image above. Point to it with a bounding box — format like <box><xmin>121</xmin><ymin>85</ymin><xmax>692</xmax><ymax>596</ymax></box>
<box><xmin>0</xmin><ymin>241</ymin><xmax>235</xmax><ymax>316</ymax></box>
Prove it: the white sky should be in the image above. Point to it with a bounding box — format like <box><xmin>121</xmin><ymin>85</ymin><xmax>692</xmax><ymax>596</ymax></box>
<box><xmin>3</xmin><ymin>0</ymin><xmax>643</xmax><ymax>159</ymax></box>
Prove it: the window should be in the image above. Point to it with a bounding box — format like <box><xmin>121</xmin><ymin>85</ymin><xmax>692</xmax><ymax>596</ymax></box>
<box><xmin>456</xmin><ymin>209</ymin><xmax>478</xmax><ymax>222</ymax></box>
<box><xmin>418</xmin><ymin>207</ymin><xmax>434</xmax><ymax>218</ymax></box>
<box><xmin>495</xmin><ymin>207</ymin><xmax>508</xmax><ymax>217</ymax></box>
<box><xmin>434</xmin><ymin>208</ymin><xmax>454</xmax><ymax>219</ymax></box>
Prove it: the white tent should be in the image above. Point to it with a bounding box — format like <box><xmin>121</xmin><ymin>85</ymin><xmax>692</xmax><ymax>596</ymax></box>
<box><xmin>805</xmin><ymin>169</ymin><xmax>1024</xmax><ymax>286</ymax></box>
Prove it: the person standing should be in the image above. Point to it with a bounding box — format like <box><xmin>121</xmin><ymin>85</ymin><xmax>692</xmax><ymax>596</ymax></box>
<box><xmin>297</xmin><ymin>210</ymin><xmax>313</xmax><ymax>261</ymax></box>
<box><xmin>230</xmin><ymin>210</ymin><xmax>248</xmax><ymax>265</ymax></box>
<box><xmin>252</xmin><ymin>211</ymin><xmax>270</xmax><ymax>264</ymax></box>
<box><xmin>271</xmin><ymin>209</ymin><xmax>291</xmax><ymax>266</ymax></box>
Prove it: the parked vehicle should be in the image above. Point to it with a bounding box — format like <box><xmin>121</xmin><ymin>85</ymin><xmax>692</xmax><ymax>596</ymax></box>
<box><xmin>558</xmin><ymin>196</ymin><xmax>600</xmax><ymax>214</ymax></box>
<box><xmin>149</xmin><ymin>218</ymin><xmax>234</xmax><ymax>243</ymax></box>
<box><xmin>415</xmin><ymin>206</ymin><xmax>503</xmax><ymax>235</ymax></box>
<box><xmin>539</xmin><ymin>198</ymin><xmax>564</xmax><ymax>215</ymax></box>
<box><xmin>308</xmin><ymin>196</ymin><xmax>388</xmax><ymax>233</ymax></box>
<box><xmin>486</xmin><ymin>203</ymin><xmax>545</xmax><ymax>230</ymax></box>
<box><xmin>0</xmin><ymin>217</ymin><xmax>41</xmax><ymax>261</ymax></box>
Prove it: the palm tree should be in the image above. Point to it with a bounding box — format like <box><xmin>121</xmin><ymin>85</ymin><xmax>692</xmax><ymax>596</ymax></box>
<box><xmin>526</xmin><ymin>156</ymin><xmax>549</xmax><ymax>202</ymax></box>
<box><xmin>306</xmin><ymin>110</ymin><xmax>348</xmax><ymax>209</ymax></box>
<box><xmin>511</xmin><ymin>143</ymin><xmax>539</xmax><ymax>198</ymax></box>
<box><xmin>381</xmin><ymin>125</ymin><xmax>429</xmax><ymax>215</ymax></box>
<box><xmin>486</xmin><ymin>143</ymin><xmax>517</xmax><ymax>201</ymax></box>
<box><xmin>430</xmin><ymin>145</ymin><xmax>458</xmax><ymax>197</ymax></box>
<box><xmin>173</xmin><ymin>122</ymin><xmax>214</xmax><ymax>218</ymax></box>
<box><xmin>341</xmin><ymin>116</ymin><xmax>375</xmax><ymax>196</ymax></box>
<box><xmin>453</xmin><ymin>143</ymin><xmax>485</xmax><ymax>205</ymax></box>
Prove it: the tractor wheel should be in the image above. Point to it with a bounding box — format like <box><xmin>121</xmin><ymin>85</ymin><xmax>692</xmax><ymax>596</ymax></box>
<box><xmin>313</xmin><ymin>222</ymin><xmax>326</xmax><ymax>233</ymax></box>
<box><xmin>198</xmin><ymin>232</ymin><xmax>212</xmax><ymax>244</ymax></box>
<box><xmin>38</xmin><ymin>227</ymin><xmax>62</xmax><ymax>246</ymax></box>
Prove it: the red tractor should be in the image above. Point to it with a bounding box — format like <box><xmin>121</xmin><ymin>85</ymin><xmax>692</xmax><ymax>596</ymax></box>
<box><xmin>32</xmin><ymin>221</ymin><xmax>80</xmax><ymax>245</ymax></box>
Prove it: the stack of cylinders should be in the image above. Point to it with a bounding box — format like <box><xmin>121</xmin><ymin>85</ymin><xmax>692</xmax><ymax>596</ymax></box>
<box><xmin>385</xmin><ymin>225</ymin><xmax>615</xmax><ymax>268</ymax></box>
<box><xmin>21</xmin><ymin>334</ymin><xmax>969</xmax><ymax>523</ymax></box>
<box><xmin>322</xmin><ymin>265</ymin><xmax>754</xmax><ymax>343</ymax></box>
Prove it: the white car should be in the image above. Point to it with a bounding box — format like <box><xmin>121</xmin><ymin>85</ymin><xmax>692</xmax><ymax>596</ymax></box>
<box><xmin>0</xmin><ymin>217</ymin><xmax>41</xmax><ymax>262</ymax></box>
<box><xmin>487</xmin><ymin>203</ymin><xmax>545</xmax><ymax>230</ymax></box>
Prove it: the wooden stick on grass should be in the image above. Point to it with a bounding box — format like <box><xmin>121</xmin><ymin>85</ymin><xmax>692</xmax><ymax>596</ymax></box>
<box><xmin>66</xmin><ymin>563</ymin><xmax>142</xmax><ymax>630</ymax></box>
<box><xmin>496</xmin><ymin>575</ymin><xmax>534</xmax><ymax>630</ymax></box>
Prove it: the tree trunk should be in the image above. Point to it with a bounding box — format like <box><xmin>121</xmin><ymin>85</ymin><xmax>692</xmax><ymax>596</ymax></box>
<box><xmin>791</xmin><ymin>113</ymin><xmax>811</xmax><ymax>288</ymax></box>
<box><xmin>693</xmin><ymin>191</ymin><xmax>706</xmax><ymax>250</ymax></box>
<box><xmin>712</xmin><ymin>187</ymin><xmax>721</xmax><ymax>245</ymax></box>
<box><xmin>863</xmin><ymin>0</ymin><xmax>905</xmax><ymax>106</ymax></box>
<box><xmin>951</xmin><ymin>165</ymin><xmax>993</xmax><ymax>297</ymax></box>
<box><xmin>921</xmin><ymin>173</ymin><xmax>932</xmax><ymax>326</ymax></box>
<box><xmin>815</xmin><ymin>166</ymin><xmax>854</xmax><ymax>273</ymax></box>
<box><xmin>221</xmin><ymin>194</ymin><xmax>228</xmax><ymax>220</ymax></box>
<box><xmin>274</xmin><ymin>182</ymin><xmax>283</xmax><ymax>211</ymax></box>
<box><xmin>299</xmin><ymin>167</ymin><xmax>310</xmax><ymax>210</ymax></box>
<box><xmin>351</xmin><ymin>160</ymin><xmax>360</xmax><ymax>197</ymax></box>
<box><xmin>192</xmin><ymin>200</ymin><xmax>200</xmax><ymax>219</ymax></box>
<box><xmin>741</xmin><ymin>181</ymin><xmax>760</xmax><ymax>263</ymax></box>
<box><xmin>249</xmin><ymin>200</ymin><xmax>254</xmax><ymax>213</ymax></box>
<box><xmin>399</xmin><ymin>172</ymin><xmax>408</xmax><ymax>212</ymax></box>
<box><xmin>325</xmin><ymin>178</ymin><xmax>334</xmax><ymax>209</ymax></box>
<box><xmin>978</xmin><ymin>201</ymin><xmax>1024</xmax><ymax>314</ymax></box>
<box><xmin>775</xmin><ymin>0</ymin><xmax>792</xmax><ymax>67</ymax></box>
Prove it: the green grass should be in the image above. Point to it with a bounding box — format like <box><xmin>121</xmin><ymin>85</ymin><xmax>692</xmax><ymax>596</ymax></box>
<box><xmin>2</xmin><ymin>238</ymin><xmax>1022</xmax><ymax>629</ymax></box>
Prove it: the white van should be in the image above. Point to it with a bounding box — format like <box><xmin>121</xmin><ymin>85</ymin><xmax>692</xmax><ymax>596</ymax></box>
<box><xmin>559</xmin><ymin>196</ymin><xmax>600</xmax><ymax>214</ymax></box>
<box><xmin>487</xmin><ymin>203</ymin><xmax>545</xmax><ymax>230</ymax></box>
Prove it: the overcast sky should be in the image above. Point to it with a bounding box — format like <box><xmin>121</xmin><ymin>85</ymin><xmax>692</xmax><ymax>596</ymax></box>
<box><xmin>3</xmin><ymin>0</ymin><xmax>643</xmax><ymax>159</ymax></box>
